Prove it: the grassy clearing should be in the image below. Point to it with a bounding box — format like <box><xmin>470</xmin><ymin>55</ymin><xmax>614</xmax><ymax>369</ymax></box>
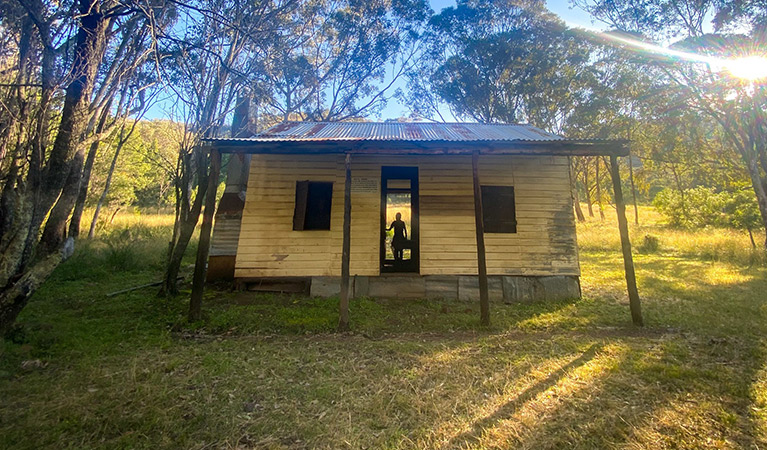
<box><xmin>1</xmin><ymin>208</ymin><xmax>766</xmax><ymax>449</ymax></box>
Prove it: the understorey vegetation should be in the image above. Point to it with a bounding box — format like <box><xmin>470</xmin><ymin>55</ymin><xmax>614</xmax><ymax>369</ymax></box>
<box><xmin>0</xmin><ymin>207</ymin><xmax>765</xmax><ymax>449</ymax></box>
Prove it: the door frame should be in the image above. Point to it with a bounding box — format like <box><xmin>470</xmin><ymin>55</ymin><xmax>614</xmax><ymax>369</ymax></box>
<box><xmin>380</xmin><ymin>166</ymin><xmax>419</xmax><ymax>273</ymax></box>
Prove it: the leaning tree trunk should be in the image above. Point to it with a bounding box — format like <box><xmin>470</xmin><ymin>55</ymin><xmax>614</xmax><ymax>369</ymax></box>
<box><xmin>744</xmin><ymin>156</ymin><xmax>767</xmax><ymax>249</ymax></box>
<box><xmin>159</xmin><ymin>148</ymin><xmax>210</xmax><ymax>297</ymax></box>
<box><xmin>160</xmin><ymin>179</ymin><xmax>208</xmax><ymax>296</ymax></box>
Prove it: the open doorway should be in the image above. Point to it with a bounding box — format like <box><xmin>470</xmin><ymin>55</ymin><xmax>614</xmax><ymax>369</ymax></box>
<box><xmin>380</xmin><ymin>166</ymin><xmax>419</xmax><ymax>273</ymax></box>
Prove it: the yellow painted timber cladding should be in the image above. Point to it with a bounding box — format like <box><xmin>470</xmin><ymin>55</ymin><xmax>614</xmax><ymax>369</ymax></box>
<box><xmin>234</xmin><ymin>153</ymin><xmax>580</xmax><ymax>278</ymax></box>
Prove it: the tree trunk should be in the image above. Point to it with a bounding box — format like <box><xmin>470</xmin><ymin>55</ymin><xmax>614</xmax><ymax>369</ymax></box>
<box><xmin>596</xmin><ymin>158</ymin><xmax>605</xmax><ymax>220</ymax></box>
<box><xmin>35</xmin><ymin>0</ymin><xmax>109</xmax><ymax>227</ymax></box>
<box><xmin>573</xmin><ymin>186</ymin><xmax>586</xmax><ymax>223</ymax></box>
<box><xmin>744</xmin><ymin>157</ymin><xmax>767</xmax><ymax>249</ymax></box>
<box><xmin>88</xmin><ymin>124</ymin><xmax>128</xmax><ymax>238</ymax></box>
<box><xmin>628</xmin><ymin>151</ymin><xmax>639</xmax><ymax>226</ymax></box>
<box><xmin>70</xmin><ymin>99</ymin><xmax>113</xmax><ymax>238</ymax></box>
<box><xmin>189</xmin><ymin>149</ymin><xmax>221</xmax><ymax>321</ymax></box>
<box><xmin>609</xmin><ymin>155</ymin><xmax>643</xmax><ymax>327</ymax></box>
<box><xmin>0</xmin><ymin>0</ymin><xmax>116</xmax><ymax>333</ymax></box>
<box><xmin>1</xmin><ymin>0</ymin><xmax>108</xmax><ymax>294</ymax></box>
<box><xmin>670</xmin><ymin>164</ymin><xmax>687</xmax><ymax>222</ymax></box>
<box><xmin>0</xmin><ymin>239</ymin><xmax>75</xmax><ymax>335</ymax></box>
<box><xmin>584</xmin><ymin>160</ymin><xmax>594</xmax><ymax>218</ymax></box>
<box><xmin>39</xmin><ymin>148</ymin><xmax>86</xmax><ymax>255</ymax></box>
<box><xmin>569</xmin><ymin>160</ymin><xmax>586</xmax><ymax>223</ymax></box>
<box><xmin>160</xmin><ymin>151</ymin><xmax>209</xmax><ymax>297</ymax></box>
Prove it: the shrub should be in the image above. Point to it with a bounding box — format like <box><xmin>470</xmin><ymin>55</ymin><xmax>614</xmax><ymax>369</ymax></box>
<box><xmin>637</xmin><ymin>234</ymin><xmax>660</xmax><ymax>253</ymax></box>
<box><xmin>653</xmin><ymin>186</ymin><xmax>762</xmax><ymax>233</ymax></box>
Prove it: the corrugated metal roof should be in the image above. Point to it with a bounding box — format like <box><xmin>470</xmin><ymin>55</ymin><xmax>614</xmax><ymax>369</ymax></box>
<box><xmin>221</xmin><ymin>121</ymin><xmax>564</xmax><ymax>142</ymax></box>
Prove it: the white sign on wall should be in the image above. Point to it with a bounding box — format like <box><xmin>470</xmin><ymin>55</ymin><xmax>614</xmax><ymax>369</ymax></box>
<box><xmin>351</xmin><ymin>177</ymin><xmax>379</xmax><ymax>193</ymax></box>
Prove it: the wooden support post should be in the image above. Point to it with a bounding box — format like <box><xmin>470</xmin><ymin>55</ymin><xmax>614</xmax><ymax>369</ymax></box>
<box><xmin>189</xmin><ymin>148</ymin><xmax>221</xmax><ymax>322</ymax></box>
<box><xmin>338</xmin><ymin>153</ymin><xmax>352</xmax><ymax>331</ymax></box>
<box><xmin>609</xmin><ymin>155</ymin><xmax>644</xmax><ymax>326</ymax></box>
<box><xmin>472</xmin><ymin>151</ymin><xmax>490</xmax><ymax>326</ymax></box>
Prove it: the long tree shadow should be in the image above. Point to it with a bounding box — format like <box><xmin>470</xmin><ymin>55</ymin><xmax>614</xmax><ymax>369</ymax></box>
<box><xmin>494</xmin><ymin>334</ymin><xmax>767</xmax><ymax>449</ymax></box>
<box><xmin>442</xmin><ymin>342</ymin><xmax>603</xmax><ymax>449</ymax></box>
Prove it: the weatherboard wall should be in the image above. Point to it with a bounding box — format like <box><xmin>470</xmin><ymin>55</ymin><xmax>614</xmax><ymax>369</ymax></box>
<box><xmin>233</xmin><ymin>153</ymin><xmax>579</xmax><ymax>278</ymax></box>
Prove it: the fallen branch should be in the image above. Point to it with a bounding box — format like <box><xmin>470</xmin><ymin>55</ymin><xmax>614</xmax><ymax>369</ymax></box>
<box><xmin>107</xmin><ymin>276</ymin><xmax>184</xmax><ymax>297</ymax></box>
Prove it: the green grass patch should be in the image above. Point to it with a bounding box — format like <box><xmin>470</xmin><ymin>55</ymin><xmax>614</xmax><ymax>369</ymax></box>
<box><xmin>1</xmin><ymin>209</ymin><xmax>766</xmax><ymax>449</ymax></box>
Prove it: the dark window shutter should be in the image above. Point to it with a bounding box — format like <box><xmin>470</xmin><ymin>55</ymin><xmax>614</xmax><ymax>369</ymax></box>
<box><xmin>293</xmin><ymin>181</ymin><xmax>310</xmax><ymax>231</ymax></box>
<box><xmin>481</xmin><ymin>185</ymin><xmax>517</xmax><ymax>233</ymax></box>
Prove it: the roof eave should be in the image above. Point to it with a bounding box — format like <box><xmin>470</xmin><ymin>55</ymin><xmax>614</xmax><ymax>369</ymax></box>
<box><xmin>202</xmin><ymin>138</ymin><xmax>629</xmax><ymax>157</ymax></box>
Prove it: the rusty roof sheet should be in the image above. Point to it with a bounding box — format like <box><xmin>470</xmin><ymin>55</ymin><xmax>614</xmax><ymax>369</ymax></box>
<box><xmin>223</xmin><ymin>121</ymin><xmax>564</xmax><ymax>142</ymax></box>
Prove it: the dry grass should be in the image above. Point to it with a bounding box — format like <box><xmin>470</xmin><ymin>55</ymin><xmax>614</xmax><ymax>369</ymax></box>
<box><xmin>1</xmin><ymin>206</ymin><xmax>766</xmax><ymax>449</ymax></box>
<box><xmin>578</xmin><ymin>204</ymin><xmax>765</xmax><ymax>267</ymax></box>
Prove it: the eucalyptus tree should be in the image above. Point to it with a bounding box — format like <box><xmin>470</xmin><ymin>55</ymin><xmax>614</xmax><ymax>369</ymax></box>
<box><xmin>0</xmin><ymin>0</ymin><xmax>173</xmax><ymax>333</ymax></box>
<box><xmin>404</xmin><ymin>0</ymin><xmax>594</xmax><ymax>130</ymax></box>
<box><xmin>575</xmin><ymin>0</ymin><xmax>767</xmax><ymax>247</ymax></box>
<box><xmin>257</xmin><ymin>0</ymin><xmax>430</xmax><ymax>123</ymax></box>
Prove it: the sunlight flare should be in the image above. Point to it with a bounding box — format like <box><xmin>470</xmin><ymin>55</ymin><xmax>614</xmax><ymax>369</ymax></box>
<box><xmin>723</xmin><ymin>56</ymin><xmax>767</xmax><ymax>80</ymax></box>
<box><xmin>594</xmin><ymin>30</ymin><xmax>767</xmax><ymax>81</ymax></box>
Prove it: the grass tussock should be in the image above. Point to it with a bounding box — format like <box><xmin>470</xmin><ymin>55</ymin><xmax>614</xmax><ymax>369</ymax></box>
<box><xmin>1</xmin><ymin>207</ymin><xmax>766</xmax><ymax>449</ymax></box>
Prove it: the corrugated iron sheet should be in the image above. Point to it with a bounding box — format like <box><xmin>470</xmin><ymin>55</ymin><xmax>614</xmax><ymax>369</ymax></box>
<box><xmin>225</xmin><ymin>121</ymin><xmax>564</xmax><ymax>142</ymax></box>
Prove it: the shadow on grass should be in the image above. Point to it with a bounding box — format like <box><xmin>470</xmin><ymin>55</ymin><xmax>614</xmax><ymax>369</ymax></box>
<box><xmin>442</xmin><ymin>343</ymin><xmax>602</xmax><ymax>449</ymax></box>
<box><xmin>479</xmin><ymin>334</ymin><xmax>767</xmax><ymax>449</ymax></box>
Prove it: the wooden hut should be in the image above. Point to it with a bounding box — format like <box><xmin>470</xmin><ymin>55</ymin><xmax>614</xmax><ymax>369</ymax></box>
<box><xmin>203</xmin><ymin>121</ymin><xmax>628</xmax><ymax>303</ymax></box>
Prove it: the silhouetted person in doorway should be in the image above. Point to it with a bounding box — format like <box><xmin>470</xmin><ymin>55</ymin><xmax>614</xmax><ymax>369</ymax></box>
<box><xmin>387</xmin><ymin>212</ymin><xmax>407</xmax><ymax>261</ymax></box>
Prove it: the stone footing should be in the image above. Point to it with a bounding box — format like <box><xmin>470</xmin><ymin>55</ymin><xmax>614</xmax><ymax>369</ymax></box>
<box><xmin>308</xmin><ymin>275</ymin><xmax>580</xmax><ymax>302</ymax></box>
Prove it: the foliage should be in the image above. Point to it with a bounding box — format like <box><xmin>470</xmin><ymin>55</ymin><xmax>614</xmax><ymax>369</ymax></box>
<box><xmin>653</xmin><ymin>186</ymin><xmax>763</xmax><ymax>233</ymax></box>
<box><xmin>406</xmin><ymin>0</ymin><xmax>593</xmax><ymax>130</ymax></box>
<box><xmin>87</xmin><ymin>120</ymin><xmax>181</xmax><ymax>210</ymax></box>
<box><xmin>259</xmin><ymin>0</ymin><xmax>430</xmax><ymax>122</ymax></box>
